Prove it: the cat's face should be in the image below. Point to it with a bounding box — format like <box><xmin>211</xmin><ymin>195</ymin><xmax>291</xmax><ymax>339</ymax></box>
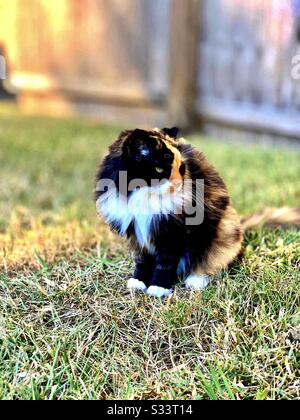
<box><xmin>123</xmin><ymin>128</ymin><xmax>186</xmax><ymax>192</ymax></box>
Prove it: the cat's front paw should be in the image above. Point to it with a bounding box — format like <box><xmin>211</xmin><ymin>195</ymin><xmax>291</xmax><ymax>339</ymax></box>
<box><xmin>127</xmin><ymin>278</ymin><xmax>147</xmax><ymax>292</ymax></box>
<box><xmin>146</xmin><ymin>286</ymin><xmax>173</xmax><ymax>298</ymax></box>
<box><xmin>185</xmin><ymin>275</ymin><xmax>210</xmax><ymax>291</ymax></box>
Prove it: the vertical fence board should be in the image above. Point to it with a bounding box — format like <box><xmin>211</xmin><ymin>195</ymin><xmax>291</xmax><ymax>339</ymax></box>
<box><xmin>168</xmin><ymin>0</ymin><xmax>200</xmax><ymax>128</ymax></box>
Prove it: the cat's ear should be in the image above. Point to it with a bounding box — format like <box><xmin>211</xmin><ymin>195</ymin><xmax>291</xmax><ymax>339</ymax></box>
<box><xmin>162</xmin><ymin>127</ymin><xmax>180</xmax><ymax>139</ymax></box>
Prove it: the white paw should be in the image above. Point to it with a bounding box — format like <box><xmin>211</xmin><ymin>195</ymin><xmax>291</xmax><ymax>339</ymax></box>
<box><xmin>185</xmin><ymin>275</ymin><xmax>210</xmax><ymax>291</ymax></box>
<box><xmin>127</xmin><ymin>278</ymin><xmax>147</xmax><ymax>292</ymax></box>
<box><xmin>146</xmin><ymin>286</ymin><xmax>173</xmax><ymax>298</ymax></box>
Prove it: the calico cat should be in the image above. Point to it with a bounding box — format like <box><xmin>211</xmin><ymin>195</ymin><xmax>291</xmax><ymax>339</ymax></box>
<box><xmin>95</xmin><ymin>128</ymin><xmax>300</xmax><ymax>298</ymax></box>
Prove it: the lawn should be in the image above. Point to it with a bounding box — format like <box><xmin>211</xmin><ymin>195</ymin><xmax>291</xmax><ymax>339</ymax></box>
<box><xmin>0</xmin><ymin>105</ymin><xmax>299</xmax><ymax>400</ymax></box>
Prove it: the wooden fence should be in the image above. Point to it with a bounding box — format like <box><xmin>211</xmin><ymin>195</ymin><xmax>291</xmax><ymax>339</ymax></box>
<box><xmin>199</xmin><ymin>0</ymin><xmax>300</xmax><ymax>140</ymax></box>
<box><xmin>1</xmin><ymin>0</ymin><xmax>300</xmax><ymax>139</ymax></box>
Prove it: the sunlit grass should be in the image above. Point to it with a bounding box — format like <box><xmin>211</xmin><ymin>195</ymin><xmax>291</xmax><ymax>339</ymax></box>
<box><xmin>0</xmin><ymin>105</ymin><xmax>299</xmax><ymax>400</ymax></box>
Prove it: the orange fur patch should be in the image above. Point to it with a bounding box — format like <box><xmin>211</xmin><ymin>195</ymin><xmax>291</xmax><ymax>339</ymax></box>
<box><xmin>195</xmin><ymin>206</ymin><xmax>243</xmax><ymax>276</ymax></box>
<box><xmin>164</xmin><ymin>141</ymin><xmax>183</xmax><ymax>192</ymax></box>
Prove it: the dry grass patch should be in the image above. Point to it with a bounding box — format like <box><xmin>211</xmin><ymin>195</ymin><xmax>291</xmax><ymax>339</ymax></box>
<box><xmin>0</xmin><ymin>108</ymin><xmax>299</xmax><ymax>400</ymax></box>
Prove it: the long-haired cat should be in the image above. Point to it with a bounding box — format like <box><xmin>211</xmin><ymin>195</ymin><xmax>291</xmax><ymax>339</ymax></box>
<box><xmin>95</xmin><ymin>128</ymin><xmax>300</xmax><ymax>298</ymax></box>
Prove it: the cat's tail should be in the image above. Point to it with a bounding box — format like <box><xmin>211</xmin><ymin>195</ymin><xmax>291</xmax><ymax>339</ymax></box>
<box><xmin>241</xmin><ymin>208</ymin><xmax>300</xmax><ymax>231</ymax></box>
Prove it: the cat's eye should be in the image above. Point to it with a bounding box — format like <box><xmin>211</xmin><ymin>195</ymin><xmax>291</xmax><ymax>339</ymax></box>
<box><xmin>164</xmin><ymin>153</ymin><xmax>172</xmax><ymax>160</ymax></box>
<box><xmin>155</xmin><ymin>167</ymin><xmax>164</xmax><ymax>174</ymax></box>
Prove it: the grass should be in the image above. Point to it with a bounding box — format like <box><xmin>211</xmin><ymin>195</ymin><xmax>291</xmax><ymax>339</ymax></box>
<box><xmin>0</xmin><ymin>105</ymin><xmax>299</xmax><ymax>400</ymax></box>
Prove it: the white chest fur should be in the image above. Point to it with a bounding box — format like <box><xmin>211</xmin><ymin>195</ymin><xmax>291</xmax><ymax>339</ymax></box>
<box><xmin>98</xmin><ymin>183</ymin><xmax>183</xmax><ymax>251</ymax></box>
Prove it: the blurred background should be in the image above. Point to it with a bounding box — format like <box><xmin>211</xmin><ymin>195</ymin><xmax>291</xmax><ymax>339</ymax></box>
<box><xmin>1</xmin><ymin>0</ymin><xmax>300</xmax><ymax>141</ymax></box>
<box><xmin>1</xmin><ymin>2</ymin><xmax>300</xmax><ymax>401</ymax></box>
